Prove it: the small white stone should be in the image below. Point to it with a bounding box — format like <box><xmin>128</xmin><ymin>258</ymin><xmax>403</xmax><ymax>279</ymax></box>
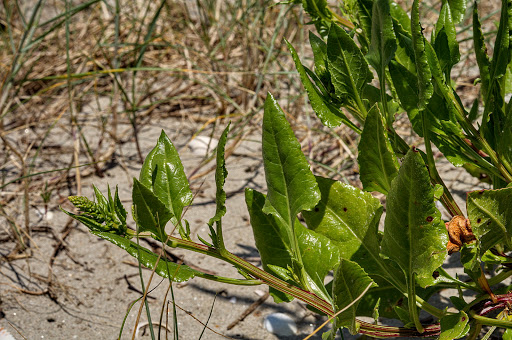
<box><xmin>254</xmin><ymin>289</ymin><xmax>266</xmax><ymax>297</ymax></box>
<box><xmin>263</xmin><ymin>313</ymin><xmax>297</xmax><ymax>336</ymax></box>
<box><xmin>0</xmin><ymin>327</ymin><xmax>16</xmax><ymax>340</ymax></box>
<box><xmin>229</xmin><ymin>297</ymin><xmax>237</xmax><ymax>304</ymax></box>
<box><xmin>188</xmin><ymin>136</ymin><xmax>219</xmax><ymax>156</ymax></box>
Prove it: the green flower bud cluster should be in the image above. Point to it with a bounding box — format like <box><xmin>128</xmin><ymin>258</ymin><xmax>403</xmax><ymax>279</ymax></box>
<box><xmin>68</xmin><ymin>196</ymin><xmax>106</xmax><ymax>223</ymax></box>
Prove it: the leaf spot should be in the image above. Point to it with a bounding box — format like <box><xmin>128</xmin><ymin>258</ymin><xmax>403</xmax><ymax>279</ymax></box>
<box><xmin>477</xmin><ymin>218</ymin><xmax>482</xmax><ymax>223</ymax></box>
<box><xmin>343</xmin><ymin>207</ymin><xmax>348</xmax><ymax>212</ymax></box>
<box><xmin>314</xmin><ymin>207</ymin><xmax>320</xmax><ymax>212</ymax></box>
<box><xmin>432</xmin><ymin>271</ymin><xmax>439</xmax><ymax>279</ymax></box>
<box><xmin>426</xmin><ymin>216</ymin><xmax>433</xmax><ymax>222</ymax></box>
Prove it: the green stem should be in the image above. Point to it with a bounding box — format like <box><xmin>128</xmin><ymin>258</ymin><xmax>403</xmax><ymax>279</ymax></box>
<box><xmin>164</xmin><ymin>235</ymin><xmax>334</xmax><ymax>315</ymax></box>
<box><xmin>470</xmin><ymin>312</ymin><xmax>512</xmax><ymax>329</ymax></box>
<box><xmin>421</xmin><ymin>111</ymin><xmax>463</xmax><ymax>216</ymax></box>
<box><xmin>408</xmin><ymin>273</ymin><xmax>425</xmax><ymax>333</ymax></box>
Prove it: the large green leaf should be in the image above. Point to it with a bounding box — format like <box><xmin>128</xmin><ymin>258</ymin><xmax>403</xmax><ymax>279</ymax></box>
<box><xmin>93</xmin><ymin>231</ymin><xmax>198</xmax><ymax>282</ymax></box>
<box><xmin>287</xmin><ymin>39</ymin><xmax>358</xmax><ymax>130</ymax></box>
<box><xmin>327</xmin><ymin>23</ymin><xmax>373</xmax><ymax>109</ymax></box>
<box><xmin>332</xmin><ymin>259</ymin><xmax>377</xmax><ymax>334</ymax></box>
<box><xmin>302</xmin><ymin>176</ymin><xmax>401</xmax><ymax>284</ymax></box>
<box><xmin>381</xmin><ymin>149</ymin><xmax>447</xmax><ymax>288</ymax></box>
<box><xmin>262</xmin><ymin>93</ymin><xmax>321</xmax><ymax>254</ymax></box>
<box><xmin>367</xmin><ymin>0</ymin><xmax>397</xmax><ymax>81</ymax></box>
<box><xmin>467</xmin><ymin>187</ymin><xmax>512</xmax><ymax>254</ymax></box>
<box><xmin>358</xmin><ymin>104</ymin><xmax>399</xmax><ymax>194</ymax></box>
<box><xmin>381</xmin><ymin>149</ymin><xmax>447</xmax><ymax>331</ymax></box>
<box><xmin>411</xmin><ymin>0</ymin><xmax>433</xmax><ymax>109</ymax></box>
<box><xmin>245</xmin><ymin>188</ymin><xmax>293</xmax><ymax>302</ymax></box>
<box><xmin>246</xmin><ymin>188</ymin><xmax>341</xmax><ymax>302</ymax></box>
<box><xmin>139</xmin><ymin>130</ymin><xmax>192</xmax><ymax>225</ymax></box>
<box><xmin>132</xmin><ymin>178</ymin><xmax>173</xmax><ymax>240</ymax></box>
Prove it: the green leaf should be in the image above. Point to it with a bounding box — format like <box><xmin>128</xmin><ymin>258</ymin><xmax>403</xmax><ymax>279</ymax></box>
<box><xmin>139</xmin><ymin>130</ymin><xmax>192</xmax><ymax>225</ymax></box>
<box><xmin>355</xmin><ymin>276</ymin><xmax>404</xmax><ymax>319</ymax></box>
<box><xmin>467</xmin><ymin>187</ymin><xmax>512</xmax><ymax>254</ymax></box>
<box><xmin>132</xmin><ymin>178</ymin><xmax>173</xmax><ymax>240</ymax></box>
<box><xmin>439</xmin><ymin>311</ymin><xmax>469</xmax><ymax>340</ymax></box>
<box><xmin>207</xmin><ymin>124</ymin><xmax>229</xmax><ymax>230</ymax></box>
<box><xmin>114</xmin><ymin>186</ymin><xmax>127</xmax><ymax>226</ymax></box>
<box><xmin>302</xmin><ymin>177</ymin><xmax>404</xmax><ymax>285</ymax></box>
<box><xmin>327</xmin><ymin>24</ymin><xmax>373</xmax><ymax>108</ymax></box>
<box><xmin>489</xmin><ymin>0</ymin><xmax>511</xmax><ymax>84</ymax></box>
<box><xmin>473</xmin><ymin>4</ymin><xmax>491</xmax><ymax>99</ymax></box>
<box><xmin>287</xmin><ymin>39</ymin><xmax>358</xmax><ymax>130</ymax></box>
<box><xmin>497</xmin><ymin>105</ymin><xmax>512</xmax><ymax>166</ymax></box>
<box><xmin>460</xmin><ymin>243</ymin><xmax>481</xmax><ymax>282</ymax></box>
<box><xmin>358</xmin><ymin>104</ymin><xmax>399</xmax><ymax>194</ymax></box>
<box><xmin>92</xmin><ymin>231</ymin><xmax>197</xmax><ymax>282</ymax></box>
<box><xmin>433</xmin><ymin>3</ymin><xmax>460</xmax><ymax>77</ymax></box>
<box><xmin>367</xmin><ymin>0</ymin><xmax>397</xmax><ymax>80</ymax></box>
<box><xmin>300</xmin><ymin>0</ymin><xmax>332</xmax><ymax>37</ymax></box>
<box><xmin>411</xmin><ymin>0</ymin><xmax>433</xmax><ymax>109</ymax></box>
<box><xmin>309</xmin><ymin>31</ymin><xmax>331</xmax><ymax>90</ymax></box>
<box><xmin>381</xmin><ymin>149</ymin><xmax>447</xmax><ymax>288</ymax></box>
<box><xmin>390</xmin><ymin>2</ymin><xmax>411</xmax><ymax>33</ymax></box>
<box><xmin>393</xmin><ymin>18</ymin><xmax>416</xmax><ymax>74</ymax></box>
<box><xmin>246</xmin><ymin>188</ymin><xmax>342</xmax><ymax>302</ymax></box>
<box><xmin>332</xmin><ymin>259</ymin><xmax>377</xmax><ymax>334</ymax></box>
<box><xmin>447</xmin><ymin>0</ymin><xmax>467</xmax><ymax>24</ymax></box>
<box><xmin>262</xmin><ymin>93</ymin><xmax>321</xmax><ymax>258</ymax></box>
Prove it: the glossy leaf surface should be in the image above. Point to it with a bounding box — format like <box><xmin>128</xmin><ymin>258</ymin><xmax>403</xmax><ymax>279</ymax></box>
<box><xmin>246</xmin><ymin>188</ymin><xmax>341</xmax><ymax>301</ymax></box>
<box><xmin>367</xmin><ymin>0</ymin><xmax>397</xmax><ymax>79</ymax></box>
<box><xmin>287</xmin><ymin>40</ymin><xmax>356</xmax><ymax>129</ymax></box>
<box><xmin>301</xmin><ymin>176</ymin><xmax>400</xmax><ymax>284</ymax></box>
<box><xmin>434</xmin><ymin>3</ymin><xmax>460</xmax><ymax>76</ymax></box>
<box><xmin>139</xmin><ymin>130</ymin><xmax>192</xmax><ymax>224</ymax></box>
<box><xmin>467</xmin><ymin>187</ymin><xmax>512</xmax><ymax>254</ymax></box>
<box><xmin>439</xmin><ymin>311</ymin><xmax>469</xmax><ymax>340</ymax></box>
<box><xmin>411</xmin><ymin>0</ymin><xmax>433</xmax><ymax>109</ymax></box>
<box><xmin>447</xmin><ymin>0</ymin><xmax>467</xmax><ymax>23</ymax></box>
<box><xmin>327</xmin><ymin>24</ymin><xmax>373</xmax><ymax>107</ymax></box>
<box><xmin>358</xmin><ymin>104</ymin><xmax>398</xmax><ymax>194</ymax></box>
<box><xmin>381</xmin><ymin>149</ymin><xmax>447</xmax><ymax>288</ymax></box>
<box><xmin>133</xmin><ymin>178</ymin><xmax>173</xmax><ymax>239</ymax></box>
<box><xmin>262</xmin><ymin>93</ymin><xmax>321</xmax><ymax>252</ymax></box>
<box><xmin>332</xmin><ymin>259</ymin><xmax>376</xmax><ymax>334</ymax></box>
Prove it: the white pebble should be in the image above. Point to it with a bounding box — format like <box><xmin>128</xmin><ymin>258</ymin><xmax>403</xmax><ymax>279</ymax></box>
<box><xmin>188</xmin><ymin>136</ymin><xmax>219</xmax><ymax>156</ymax></box>
<box><xmin>229</xmin><ymin>297</ymin><xmax>237</xmax><ymax>304</ymax></box>
<box><xmin>0</xmin><ymin>327</ymin><xmax>16</xmax><ymax>340</ymax></box>
<box><xmin>263</xmin><ymin>313</ymin><xmax>297</xmax><ymax>336</ymax></box>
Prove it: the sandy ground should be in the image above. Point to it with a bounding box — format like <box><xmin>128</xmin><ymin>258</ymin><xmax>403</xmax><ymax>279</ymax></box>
<box><xmin>0</xmin><ymin>106</ymin><xmax>495</xmax><ymax>340</ymax></box>
<box><xmin>0</xmin><ymin>114</ymin><xmax>331</xmax><ymax>340</ymax></box>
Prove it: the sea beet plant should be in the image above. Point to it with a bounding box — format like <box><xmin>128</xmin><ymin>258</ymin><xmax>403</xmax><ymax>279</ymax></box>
<box><xmin>64</xmin><ymin>0</ymin><xmax>512</xmax><ymax>338</ymax></box>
